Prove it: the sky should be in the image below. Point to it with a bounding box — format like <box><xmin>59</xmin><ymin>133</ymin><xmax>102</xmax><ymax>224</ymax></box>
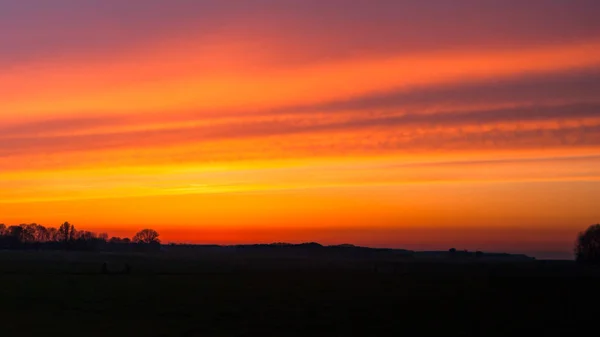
<box><xmin>1</xmin><ymin>0</ymin><xmax>600</xmax><ymax>258</ymax></box>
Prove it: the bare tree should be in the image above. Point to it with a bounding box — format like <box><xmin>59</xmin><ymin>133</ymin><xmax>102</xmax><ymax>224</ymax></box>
<box><xmin>575</xmin><ymin>224</ymin><xmax>600</xmax><ymax>264</ymax></box>
<box><xmin>33</xmin><ymin>224</ymin><xmax>50</xmax><ymax>242</ymax></box>
<box><xmin>47</xmin><ymin>227</ymin><xmax>59</xmax><ymax>242</ymax></box>
<box><xmin>58</xmin><ymin>222</ymin><xmax>76</xmax><ymax>243</ymax></box>
<box><xmin>132</xmin><ymin>229</ymin><xmax>160</xmax><ymax>244</ymax></box>
<box><xmin>78</xmin><ymin>231</ymin><xmax>98</xmax><ymax>241</ymax></box>
<box><xmin>20</xmin><ymin>224</ymin><xmax>37</xmax><ymax>243</ymax></box>
<box><xmin>7</xmin><ymin>226</ymin><xmax>25</xmax><ymax>243</ymax></box>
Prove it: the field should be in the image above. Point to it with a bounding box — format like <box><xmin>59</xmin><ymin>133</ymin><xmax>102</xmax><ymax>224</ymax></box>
<box><xmin>0</xmin><ymin>250</ymin><xmax>598</xmax><ymax>337</ymax></box>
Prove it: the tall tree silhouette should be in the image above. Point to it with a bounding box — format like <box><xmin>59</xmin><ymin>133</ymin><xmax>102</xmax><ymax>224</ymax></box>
<box><xmin>58</xmin><ymin>222</ymin><xmax>76</xmax><ymax>244</ymax></box>
<box><xmin>575</xmin><ymin>224</ymin><xmax>600</xmax><ymax>264</ymax></box>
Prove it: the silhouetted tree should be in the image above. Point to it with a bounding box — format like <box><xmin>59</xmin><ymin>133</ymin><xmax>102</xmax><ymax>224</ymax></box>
<box><xmin>47</xmin><ymin>227</ymin><xmax>59</xmax><ymax>241</ymax></box>
<box><xmin>449</xmin><ymin>248</ymin><xmax>457</xmax><ymax>254</ymax></box>
<box><xmin>77</xmin><ymin>231</ymin><xmax>97</xmax><ymax>241</ymax></box>
<box><xmin>0</xmin><ymin>224</ymin><xmax>6</xmax><ymax>249</ymax></box>
<box><xmin>133</xmin><ymin>229</ymin><xmax>160</xmax><ymax>244</ymax></box>
<box><xmin>20</xmin><ymin>224</ymin><xmax>37</xmax><ymax>243</ymax></box>
<box><xmin>32</xmin><ymin>224</ymin><xmax>50</xmax><ymax>242</ymax></box>
<box><xmin>58</xmin><ymin>222</ymin><xmax>76</xmax><ymax>244</ymax></box>
<box><xmin>109</xmin><ymin>237</ymin><xmax>122</xmax><ymax>244</ymax></box>
<box><xmin>6</xmin><ymin>226</ymin><xmax>25</xmax><ymax>248</ymax></box>
<box><xmin>108</xmin><ymin>237</ymin><xmax>132</xmax><ymax>252</ymax></box>
<box><xmin>575</xmin><ymin>224</ymin><xmax>600</xmax><ymax>264</ymax></box>
<box><xmin>8</xmin><ymin>226</ymin><xmax>25</xmax><ymax>241</ymax></box>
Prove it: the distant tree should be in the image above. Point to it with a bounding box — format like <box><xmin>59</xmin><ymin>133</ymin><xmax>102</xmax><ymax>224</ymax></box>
<box><xmin>32</xmin><ymin>224</ymin><xmax>50</xmax><ymax>242</ymax></box>
<box><xmin>58</xmin><ymin>222</ymin><xmax>76</xmax><ymax>244</ymax></box>
<box><xmin>449</xmin><ymin>248</ymin><xmax>457</xmax><ymax>254</ymax></box>
<box><xmin>47</xmin><ymin>227</ymin><xmax>59</xmax><ymax>242</ymax></box>
<box><xmin>20</xmin><ymin>224</ymin><xmax>37</xmax><ymax>243</ymax></box>
<box><xmin>109</xmin><ymin>237</ymin><xmax>123</xmax><ymax>244</ymax></box>
<box><xmin>8</xmin><ymin>226</ymin><xmax>25</xmax><ymax>241</ymax></box>
<box><xmin>575</xmin><ymin>224</ymin><xmax>600</xmax><ymax>264</ymax></box>
<box><xmin>6</xmin><ymin>226</ymin><xmax>25</xmax><ymax>247</ymax></box>
<box><xmin>109</xmin><ymin>237</ymin><xmax>132</xmax><ymax>244</ymax></box>
<box><xmin>132</xmin><ymin>229</ymin><xmax>160</xmax><ymax>244</ymax></box>
<box><xmin>0</xmin><ymin>224</ymin><xmax>6</xmax><ymax>249</ymax></box>
<box><xmin>77</xmin><ymin>231</ymin><xmax>97</xmax><ymax>241</ymax></box>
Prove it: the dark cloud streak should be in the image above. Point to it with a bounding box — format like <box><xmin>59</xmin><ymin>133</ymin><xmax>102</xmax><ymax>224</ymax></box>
<box><xmin>2</xmin><ymin>103</ymin><xmax>599</xmax><ymax>157</ymax></box>
<box><xmin>280</xmin><ymin>68</ymin><xmax>600</xmax><ymax>114</ymax></box>
<box><xmin>2</xmin><ymin>69</ymin><xmax>600</xmax><ymax>138</ymax></box>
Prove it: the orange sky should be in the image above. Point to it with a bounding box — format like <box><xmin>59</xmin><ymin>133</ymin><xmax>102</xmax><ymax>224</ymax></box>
<box><xmin>1</xmin><ymin>0</ymin><xmax>600</xmax><ymax>258</ymax></box>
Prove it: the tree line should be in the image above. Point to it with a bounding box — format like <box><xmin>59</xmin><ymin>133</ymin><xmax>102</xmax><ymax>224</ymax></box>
<box><xmin>1</xmin><ymin>221</ymin><xmax>599</xmax><ymax>263</ymax></box>
<box><xmin>0</xmin><ymin>222</ymin><xmax>160</xmax><ymax>251</ymax></box>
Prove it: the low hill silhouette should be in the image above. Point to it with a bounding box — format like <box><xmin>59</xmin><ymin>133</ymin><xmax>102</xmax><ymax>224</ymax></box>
<box><xmin>166</xmin><ymin>242</ymin><xmax>534</xmax><ymax>261</ymax></box>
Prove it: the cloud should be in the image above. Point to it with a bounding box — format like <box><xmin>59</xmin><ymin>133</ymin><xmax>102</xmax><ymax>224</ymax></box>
<box><xmin>3</xmin><ymin>68</ymin><xmax>600</xmax><ymax>138</ymax></box>
<box><xmin>2</xmin><ymin>37</ymin><xmax>599</xmax><ymax>124</ymax></box>
<box><xmin>1</xmin><ymin>102</ymin><xmax>599</xmax><ymax>159</ymax></box>
<box><xmin>286</xmin><ymin>69</ymin><xmax>600</xmax><ymax>114</ymax></box>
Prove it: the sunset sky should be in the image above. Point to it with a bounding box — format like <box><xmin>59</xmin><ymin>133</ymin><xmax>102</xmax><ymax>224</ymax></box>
<box><xmin>1</xmin><ymin>0</ymin><xmax>600</xmax><ymax>258</ymax></box>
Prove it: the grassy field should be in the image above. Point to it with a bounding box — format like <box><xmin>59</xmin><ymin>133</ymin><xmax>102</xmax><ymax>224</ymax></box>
<box><xmin>0</xmin><ymin>251</ymin><xmax>598</xmax><ymax>337</ymax></box>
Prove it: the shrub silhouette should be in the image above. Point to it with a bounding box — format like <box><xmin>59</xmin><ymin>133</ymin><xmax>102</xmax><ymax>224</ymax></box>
<box><xmin>575</xmin><ymin>224</ymin><xmax>600</xmax><ymax>264</ymax></box>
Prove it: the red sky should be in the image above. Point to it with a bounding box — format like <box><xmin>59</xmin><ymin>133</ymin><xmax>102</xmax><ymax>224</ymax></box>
<box><xmin>1</xmin><ymin>0</ymin><xmax>600</xmax><ymax>258</ymax></box>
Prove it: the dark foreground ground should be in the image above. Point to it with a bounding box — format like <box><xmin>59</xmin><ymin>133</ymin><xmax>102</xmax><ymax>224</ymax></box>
<box><xmin>0</xmin><ymin>251</ymin><xmax>598</xmax><ymax>337</ymax></box>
